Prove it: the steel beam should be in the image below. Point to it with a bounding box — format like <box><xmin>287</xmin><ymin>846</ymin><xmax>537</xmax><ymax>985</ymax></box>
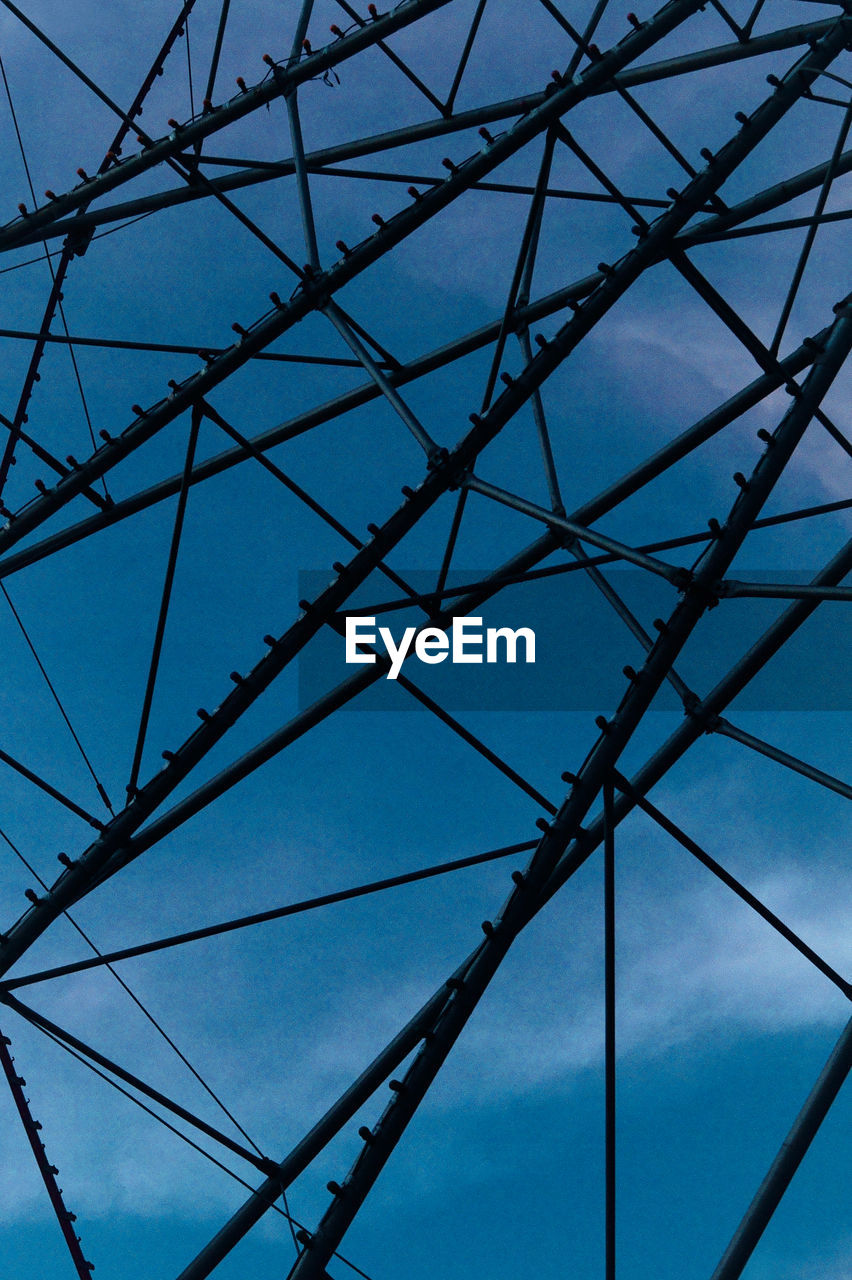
<box><xmin>708</xmin><ymin>1016</ymin><xmax>852</xmax><ymax>1280</ymax></box>
<box><xmin>713</xmin><ymin>719</ymin><xmax>852</xmax><ymax>799</ymax></box>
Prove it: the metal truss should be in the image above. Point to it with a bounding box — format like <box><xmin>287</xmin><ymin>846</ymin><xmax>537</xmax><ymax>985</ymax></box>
<box><xmin>0</xmin><ymin>0</ymin><xmax>849</xmax><ymax>1277</ymax></box>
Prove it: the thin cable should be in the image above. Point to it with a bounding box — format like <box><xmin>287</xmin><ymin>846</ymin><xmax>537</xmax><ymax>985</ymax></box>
<box><xmin>0</xmin><ymin>824</ymin><xmax>267</xmax><ymax>1158</ymax></box>
<box><xmin>0</xmin><ymin>211</ymin><xmax>157</xmax><ymax>276</ymax></box>
<box><xmin>24</xmin><ymin>1024</ymin><xmax>379</xmax><ymax>1280</ymax></box>
<box><xmin>0</xmin><ymin>53</ymin><xmax>109</xmax><ymax>499</ymax></box>
<box><xmin>0</xmin><ymin>582</ymin><xmax>113</xmax><ymax>813</ymax></box>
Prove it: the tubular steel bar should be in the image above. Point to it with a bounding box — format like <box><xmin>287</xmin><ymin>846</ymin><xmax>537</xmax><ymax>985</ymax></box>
<box><xmin>604</xmin><ymin>779</ymin><xmax>616</xmax><ymax>1280</ymax></box>
<box><xmin>0</xmin><ymin>992</ymin><xmax>276</xmax><ymax>1175</ymax></box>
<box><xmin>712</xmin><ymin>719</ymin><xmax>852</xmax><ymax>801</ymax></box>
<box><xmin>708</xmin><ymin>1015</ymin><xmax>852</xmax><ymax>1280</ymax></box>
<box><xmin>126</xmin><ymin>407</ymin><xmax>202</xmax><ymax>798</ymax></box>
<box><xmin>2</xmin><ymin>840</ymin><xmax>538</xmax><ymax>991</ymax></box>
<box><xmin>611</xmin><ymin>772</ymin><xmax>852</xmax><ymax>1000</ymax></box>
<box><xmin>465</xmin><ymin>475</ymin><xmax>689</xmax><ymax>584</ymax></box>
<box><xmin>0</xmin><ymin>745</ymin><xmax>101</xmax><ymax>828</ymax></box>
<box><xmin>719</xmin><ymin>578</ymin><xmax>852</xmax><ymax>601</ymax></box>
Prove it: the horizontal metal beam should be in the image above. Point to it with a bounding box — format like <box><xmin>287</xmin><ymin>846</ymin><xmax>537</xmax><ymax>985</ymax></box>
<box><xmin>719</xmin><ymin>577</ymin><xmax>852</xmax><ymax>600</ymax></box>
<box><xmin>0</xmin><ymin>328</ymin><xmax>387</xmax><ymax>369</ymax></box>
<box><xmin>713</xmin><ymin>718</ymin><xmax>852</xmax><ymax>800</ymax></box>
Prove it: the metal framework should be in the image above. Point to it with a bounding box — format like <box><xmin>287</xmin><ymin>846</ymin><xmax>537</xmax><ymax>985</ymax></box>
<box><xmin>0</xmin><ymin>0</ymin><xmax>849</xmax><ymax>1276</ymax></box>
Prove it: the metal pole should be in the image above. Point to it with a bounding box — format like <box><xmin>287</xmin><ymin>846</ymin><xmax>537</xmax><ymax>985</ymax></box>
<box><xmin>604</xmin><ymin>779</ymin><xmax>616</xmax><ymax>1280</ymax></box>
<box><xmin>709</xmin><ymin>1017</ymin><xmax>852</xmax><ymax>1280</ymax></box>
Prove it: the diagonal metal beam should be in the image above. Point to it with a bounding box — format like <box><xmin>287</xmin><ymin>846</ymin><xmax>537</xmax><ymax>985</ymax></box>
<box><xmin>709</xmin><ymin>1015</ymin><xmax>852</xmax><ymax>1280</ymax></box>
<box><xmin>712</xmin><ymin>718</ymin><xmax>852</xmax><ymax>799</ymax></box>
<box><xmin>0</xmin><ymin>1030</ymin><xmax>94</xmax><ymax>1278</ymax></box>
<box><xmin>0</xmin><ymin>992</ymin><xmax>276</xmax><ymax>1174</ymax></box>
<box><xmin>611</xmin><ymin>771</ymin><xmax>852</xmax><ymax>998</ymax></box>
<box><xmin>2</xmin><ymin>838</ymin><xmax>537</xmax><ymax>991</ymax></box>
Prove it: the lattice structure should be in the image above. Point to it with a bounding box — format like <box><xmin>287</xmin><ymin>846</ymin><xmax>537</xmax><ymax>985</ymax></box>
<box><xmin>0</xmin><ymin>1</ymin><xmax>849</xmax><ymax>1277</ymax></box>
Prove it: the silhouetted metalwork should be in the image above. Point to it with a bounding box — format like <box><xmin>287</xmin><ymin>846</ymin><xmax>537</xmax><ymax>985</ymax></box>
<box><xmin>0</xmin><ymin>1</ymin><xmax>848</xmax><ymax>1277</ymax></box>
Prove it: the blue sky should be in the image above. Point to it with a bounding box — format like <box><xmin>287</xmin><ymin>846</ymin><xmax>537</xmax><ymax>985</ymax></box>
<box><xmin>0</xmin><ymin>1</ymin><xmax>849</xmax><ymax>1277</ymax></box>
